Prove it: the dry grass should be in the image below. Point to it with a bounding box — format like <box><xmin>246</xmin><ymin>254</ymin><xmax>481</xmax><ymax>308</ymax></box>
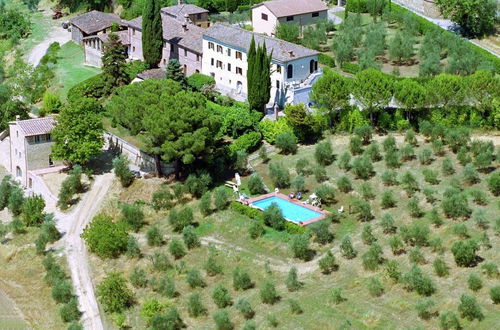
<box><xmin>41</xmin><ymin>172</ymin><xmax>69</xmax><ymax>197</ymax></box>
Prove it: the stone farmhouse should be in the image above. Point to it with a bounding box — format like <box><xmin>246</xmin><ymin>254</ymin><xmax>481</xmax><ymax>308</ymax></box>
<box><xmin>7</xmin><ymin>117</ymin><xmax>62</xmax><ymax>189</ymax></box>
<box><xmin>202</xmin><ymin>23</ymin><xmax>321</xmax><ymax>107</ymax></box>
<box><xmin>70</xmin><ymin>10</ymin><xmax>128</xmax><ymax>44</ymax></box>
<box><xmin>162</xmin><ymin>4</ymin><xmax>210</xmax><ymax>28</ymax></box>
<box><xmin>251</xmin><ymin>0</ymin><xmax>328</xmax><ymax>36</ymax></box>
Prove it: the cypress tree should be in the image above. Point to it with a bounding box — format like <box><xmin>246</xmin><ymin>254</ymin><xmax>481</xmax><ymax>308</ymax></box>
<box><xmin>142</xmin><ymin>0</ymin><xmax>163</xmax><ymax>68</ymax></box>
<box><xmin>247</xmin><ymin>38</ymin><xmax>272</xmax><ymax>113</ymax></box>
<box><xmin>247</xmin><ymin>36</ymin><xmax>256</xmax><ymax>103</ymax></box>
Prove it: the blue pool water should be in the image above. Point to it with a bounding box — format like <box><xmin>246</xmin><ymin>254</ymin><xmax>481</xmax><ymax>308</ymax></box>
<box><xmin>252</xmin><ymin>196</ymin><xmax>322</xmax><ymax>223</ymax></box>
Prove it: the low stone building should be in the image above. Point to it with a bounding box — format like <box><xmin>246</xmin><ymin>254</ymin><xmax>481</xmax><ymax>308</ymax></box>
<box><xmin>83</xmin><ymin>30</ymin><xmax>130</xmax><ymax>67</ymax></box>
<box><xmin>69</xmin><ymin>10</ymin><xmax>128</xmax><ymax>44</ymax></box>
<box><xmin>161</xmin><ymin>4</ymin><xmax>210</xmax><ymax>28</ymax></box>
<box><xmin>252</xmin><ymin>0</ymin><xmax>328</xmax><ymax>36</ymax></box>
<box><xmin>8</xmin><ymin>117</ymin><xmax>62</xmax><ymax>188</ymax></box>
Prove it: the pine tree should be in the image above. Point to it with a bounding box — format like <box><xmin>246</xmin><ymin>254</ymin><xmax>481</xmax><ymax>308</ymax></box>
<box><xmin>142</xmin><ymin>0</ymin><xmax>163</xmax><ymax>68</ymax></box>
<box><xmin>102</xmin><ymin>32</ymin><xmax>129</xmax><ymax>92</ymax></box>
<box><xmin>165</xmin><ymin>59</ymin><xmax>187</xmax><ymax>86</ymax></box>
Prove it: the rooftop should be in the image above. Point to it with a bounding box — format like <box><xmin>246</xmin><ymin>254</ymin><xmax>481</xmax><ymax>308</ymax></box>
<box><xmin>84</xmin><ymin>30</ymin><xmax>130</xmax><ymax>45</ymax></box>
<box><xmin>161</xmin><ymin>4</ymin><xmax>209</xmax><ymax>18</ymax></box>
<box><xmin>70</xmin><ymin>10</ymin><xmax>127</xmax><ymax>34</ymax></box>
<box><xmin>203</xmin><ymin>23</ymin><xmax>318</xmax><ymax>62</ymax></box>
<box><xmin>137</xmin><ymin>68</ymin><xmax>167</xmax><ymax>80</ymax></box>
<box><xmin>11</xmin><ymin>117</ymin><xmax>56</xmax><ymax>137</ymax></box>
<box><xmin>128</xmin><ymin>15</ymin><xmax>205</xmax><ymax>53</ymax></box>
<box><xmin>254</xmin><ymin>0</ymin><xmax>328</xmax><ymax>18</ymax></box>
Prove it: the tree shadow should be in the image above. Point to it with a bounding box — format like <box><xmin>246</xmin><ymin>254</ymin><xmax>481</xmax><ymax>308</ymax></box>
<box><xmin>85</xmin><ymin>150</ymin><xmax>115</xmax><ymax>175</ymax></box>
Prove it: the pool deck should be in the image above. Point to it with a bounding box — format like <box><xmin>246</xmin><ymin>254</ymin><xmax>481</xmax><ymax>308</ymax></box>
<box><xmin>246</xmin><ymin>192</ymin><xmax>329</xmax><ymax>226</ymax></box>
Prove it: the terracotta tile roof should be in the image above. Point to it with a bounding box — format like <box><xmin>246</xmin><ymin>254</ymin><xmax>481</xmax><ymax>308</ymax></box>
<box><xmin>204</xmin><ymin>23</ymin><xmax>318</xmax><ymax>62</ymax></box>
<box><xmin>14</xmin><ymin>117</ymin><xmax>56</xmax><ymax>137</ymax></box>
<box><xmin>128</xmin><ymin>15</ymin><xmax>205</xmax><ymax>54</ymax></box>
<box><xmin>161</xmin><ymin>4</ymin><xmax>209</xmax><ymax>18</ymax></box>
<box><xmin>70</xmin><ymin>10</ymin><xmax>128</xmax><ymax>34</ymax></box>
<box><xmin>254</xmin><ymin>0</ymin><xmax>328</xmax><ymax>18</ymax></box>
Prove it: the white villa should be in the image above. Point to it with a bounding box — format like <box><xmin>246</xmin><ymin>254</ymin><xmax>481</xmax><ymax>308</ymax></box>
<box><xmin>202</xmin><ymin>23</ymin><xmax>321</xmax><ymax>107</ymax></box>
<box><xmin>252</xmin><ymin>0</ymin><xmax>328</xmax><ymax>36</ymax></box>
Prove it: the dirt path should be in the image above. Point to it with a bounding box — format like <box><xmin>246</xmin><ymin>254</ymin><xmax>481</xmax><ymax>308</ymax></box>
<box><xmin>54</xmin><ymin>173</ymin><xmax>114</xmax><ymax>330</ymax></box>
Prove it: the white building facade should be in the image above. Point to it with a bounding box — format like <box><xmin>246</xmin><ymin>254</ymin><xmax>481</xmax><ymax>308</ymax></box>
<box><xmin>202</xmin><ymin>24</ymin><xmax>320</xmax><ymax>107</ymax></box>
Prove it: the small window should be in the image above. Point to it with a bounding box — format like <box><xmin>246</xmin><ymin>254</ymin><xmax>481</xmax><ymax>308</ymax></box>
<box><xmin>16</xmin><ymin>131</ymin><xmax>18</xmax><ymax>138</ymax></box>
<box><xmin>211</xmin><ymin>58</ymin><xmax>214</xmax><ymax>66</ymax></box>
<box><xmin>236</xmin><ymin>51</ymin><xmax>242</xmax><ymax>60</ymax></box>
<box><xmin>217</xmin><ymin>45</ymin><xmax>223</xmax><ymax>53</ymax></box>
<box><xmin>287</xmin><ymin>64</ymin><xmax>293</xmax><ymax>79</ymax></box>
<box><xmin>286</xmin><ymin>16</ymin><xmax>294</xmax><ymax>21</ymax></box>
<box><xmin>183</xmin><ymin>65</ymin><xmax>187</xmax><ymax>74</ymax></box>
<box><xmin>227</xmin><ymin>48</ymin><xmax>231</xmax><ymax>56</ymax></box>
<box><xmin>29</xmin><ymin>178</ymin><xmax>32</xmax><ymax>188</ymax></box>
<box><xmin>227</xmin><ymin>63</ymin><xmax>231</xmax><ymax>72</ymax></box>
<box><xmin>196</xmin><ymin>69</ymin><xmax>200</xmax><ymax>73</ymax></box>
<box><xmin>197</xmin><ymin>13</ymin><xmax>202</xmax><ymax>19</ymax></box>
<box><xmin>46</xmin><ymin>134</ymin><xmax>51</xmax><ymax>142</ymax></box>
<box><xmin>312</xmin><ymin>12</ymin><xmax>319</xmax><ymax>17</ymax></box>
<box><xmin>184</xmin><ymin>49</ymin><xmax>188</xmax><ymax>57</ymax></box>
<box><xmin>34</xmin><ymin>135</ymin><xmax>41</xmax><ymax>143</ymax></box>
<box><xmin>261</xmin><ymin>13</ymin><xmax>268</xmax><ymax>21</ymax></box>
<box><xmin>236</xmin><ymin>67</ymin><xmax>243</xmax><ymax>75</ymax></box>
<box><xmin>276</xmin><ymin>80</ymin><xmax>280</xmax><ymax>88</ymax></box>
<box><xmin>208</xmin><ymin>42</ymin><xmax>214</xmax><ymax>50</ymax></box>
<box><xmin>132</xmin><ymin>29</ymin><xmax>136</xmax><ymax>35</ymax></box>
<box><xmin>216</xmin><ymin>60</ymin><xmax>223</xmax><ymax>68</ymax></box>
<box><xmin>276</xmin><ymin>65</ymin><xmax>281</xmax><ymax>73</ymax></box>
<box><xmin>163</xmin><ymin>59</ymin><xmax>167</xmax><ymax>65</ymax></box>
<box><xmin>196</xmin><ymin>54</ymin><xmax>200</xmax><ymax>61</ymax></box>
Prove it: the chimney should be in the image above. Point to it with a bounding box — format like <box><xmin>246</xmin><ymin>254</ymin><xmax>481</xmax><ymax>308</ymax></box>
<box><xmin>288</xmin><ymin>50</ymin><xmax>294</xmax><ymax>57</ymax></box>
<box><xmin>182</xmin><ymin>13</ymin><xmax>189</xmax><ymax>31</ymax></box>
<box><xmin>15</xmin><ymin>115</ymin><xmax>20</xmax><ymax>121</ymax></box>
<box><xmin>274</xmin><ymin>104</ymin><xmax>279</xmax><ymax>120</ymax></box>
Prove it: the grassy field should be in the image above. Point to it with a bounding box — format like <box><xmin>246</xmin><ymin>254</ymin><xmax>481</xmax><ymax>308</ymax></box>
<box><xmin>88</xmin><ymin>131</ymin><xmax>499</xmax><ymax>329</ymax></box>
<box><xmin>52</xmin><ymin>42</ymin><xmax>101</xmax><ymax>100</ymax></box>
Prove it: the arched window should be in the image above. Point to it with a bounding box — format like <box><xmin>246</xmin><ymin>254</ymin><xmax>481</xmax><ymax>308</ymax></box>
<box><xmin>310</xmin><ymin>59</ymin><xmax>315</xmax><ymax>73</ymax></box>
<box><xmin>287</xmin><ymin>64</ymin><xmax>293</xmax><ymax>79</ymax></box>
<box><xmin>16</xmin><ymin>166</ymin><xmax>22</xmax><ymax>178</ymax></box>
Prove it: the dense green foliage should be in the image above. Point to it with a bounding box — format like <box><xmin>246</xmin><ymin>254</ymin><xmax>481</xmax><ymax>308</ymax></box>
<box><xmin>82</xmin><ymin>213</ymin><xmax>129</xmax><ymax>258</ymax></box>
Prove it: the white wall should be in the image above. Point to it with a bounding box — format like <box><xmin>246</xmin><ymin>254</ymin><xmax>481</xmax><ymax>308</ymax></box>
<box><xmin>252</xmin><ymin>6</ymin><xmax>279</xmax><ymax>35</ymax></box>
<box><xmin>8</xmin><ymin>123</ymin><xmax>28</xmax><ymax>187</ymax></box>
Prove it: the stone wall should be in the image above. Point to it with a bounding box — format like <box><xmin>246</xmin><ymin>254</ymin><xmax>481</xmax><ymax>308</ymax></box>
<box><xmin>104</xmin><ymin>132</ymin><xmax>174</xmax><ymax>175</ymax></box>
<box><xmin>393</xmin><ymin>0</ymin><xmax>441</xmax><ymax>19</ymax></box>
<box><xmin>84</xmin><ymin>44</ymin><xmax>103</xmax><ymax>67</ymax></box>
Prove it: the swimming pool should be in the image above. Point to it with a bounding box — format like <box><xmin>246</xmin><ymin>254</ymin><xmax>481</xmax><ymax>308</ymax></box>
<box><xmin>251</xmin><ymin>195</ymin><xmax>324</xmax><ymax>224</ymax></box>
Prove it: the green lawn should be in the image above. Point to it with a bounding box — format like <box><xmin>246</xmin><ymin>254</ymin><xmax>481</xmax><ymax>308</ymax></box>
<box><xmin>52</xmin><ymin>42</ymin><xmax>101</xmax><ymax>100</ymax></box>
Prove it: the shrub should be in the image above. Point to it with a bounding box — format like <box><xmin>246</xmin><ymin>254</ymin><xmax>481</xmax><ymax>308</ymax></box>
<box><xmin>269</xmin><ymin>162</ymin><xmax>290</xmax><ymax>188</ymax></box>
<box><xmin>442</xmin><ymin>189</ymin><xmax>471</xmax><ymax>219</ymax></box>
<box><xmin>120</xmin><ymin>203</ymin><xmax>144</xmax><ymax>232</ymax></box>
<box><xmin>168</xmin><ymin>238</ymin><xmax>186</xmax><ymax>259</ymax></box>
<box><xmin>407</xmin><ymin>196</ymin><xmax>423</xmax><ymax>218</ymax></box>
<box><xmin>467</xmin><ymin>273</ymin><xmax>483</xmax><ymax>291</ymax></box>
<box><xmin>439</xmin><ymin>311</ymin><xmax>460</xmax><ymax>330</ymax></box>
<box><xmin>113</xmin><ymin>156</ymin><xmax>134</xmax><ymax>188</ymax></box>
<box><xmin>82</xmin><ymin>214</ymin><xmax>129</xmax><ymax>258</ymax></box>
<box><xmin>337</xmin><ymin>176</ymin><xmax>352</xmax><ymax>193</ymax></box>
<box><xmin>151</xmin><ymin>189</ymin><xmax>174</xmax><ymax>211</ymax></box>
<box><xmin>315</xmin><ymin>141</ymin><xmax>334</xmax><ymax>165</ymax></box>
<box><xmin>451</xmin><ymin>239</ymin><xmax>479</xmax><ymax>267</ymax></box>
<box><xmin>229</xmin><ymin>132</ymin><xmax>262</xmax><ymax>154</ymax></box>
<box><xmin>169</xmin><ymin>207</ymin><xmax>194</xmax><ymax>232</ymax></box>
<box><xmin>380</xmin><ymin>170</ymin><xmax>398</xmax><ymax>186</ymax></box>
<box><xmin>182</xmin><ymin>225</ymin><xmax>200</xmax><ymax>249</ymax></box>
<box><xmin>258</xmin><ymin>118</ymin><xmax>293</xmax><ymax>144</ymax></box>
<box><xmin>469</xmin><ymin>189</ymin><xmax>488</xmax><ymax>206</ymax></box>
<box><xmin>260</xmin><ymin>280</ymin><xmax>279</xmax><ymax>304</ymax></box>
<box><xmin>248</xmin><ymin>221</ymin><xmax>265</xmax><ymax>239</ymax></box>
<box><xmin>285</xmin><ymin>266</ymin><xmax>302</xmax><ymax>291</ymax></box>
<box><xmin>361</xmin><ymin>224</ymin><xmax>377</xmax><ymax>245</ymax></box>
<box><xmin>291</xmin><ymin>175</ymin><xmax>305</xmax><ymax>193</ymax></box>
<box><xmin>8</xmin><ymin>187</ymin><xmax>25</xmax><ymax>216</ymax></box>
<box><xmin>441</xmin><ymin>157</ymin><xmax>455</xmax><ymax>176</ymax></box>
<box><xmin>400</xmin><ymin>222</ymin><xmax>429</xmax><ymax>247</ymax></box>
<box><xmin>384</xmin><ymin>149</ymin><xmax>401</xmax><ymax>171</ymax></box>
<box><xmin>386</xmin><ymin>260</ymin><xmax>401</xmax><ymax>282</ymax></box>
<box><xmin>259</xmin><ymin>145</ymin><xmax>269</xmax><ymax>163</ymax></box>
<box><xmin>309</xmin><ymin>220</ymin><xmax>333</xmax><ymax>244</ymax></box>
<box><xmin>295</xmin><ymin>158</ymin><xmax>311</xmax><ymax>176</ymax></box>
<box><xmin>213</xmin><ymin>309</ymin><xmax>233</xmax><ymax>330</ymax></box>
<box><xmin>52</xmin><ymin>279</ymin><xmax>73</xmax><ymax>304</ymax></box>
<box><xmin>380</xmin><ymin>213</ymin><xmax>396</xmax><ymax>234</ymax></box>
<box><xmin>234</xmin><ymin>150</ymin><xmax>248</xmax><ymax>173</ymax></box>
<box><xmin>236</xmin><ymin>298</ymin><xmax>255</xmax><ymax>321</ymax></box>
<box><xmin>263</xmin><ymin>203</ymin><xmax>285</xmax><ymax>230</ymax></box>
<box><xmin>288</xmin><ymin>299</ymin><xmax>303</xmax><ymax>314</ymax></box>
<box><xmin>199</xmin><ymin>191</ymin><xmax>212</xmax><ymax>216</ymax></box>
<box><xmin>490</xmin><ymin>286</ymin><xmax>500</xmax><ymax>304</ymax></box>
<box><xmin>211</xmin><ymin>283</ymin><xmax>232</xmax><ymax>308</ymax></box>
<box><xmin>187</xmin><ymin>73</ymin><xmax>215</xmax><ymax>91</ymax></box>
<box><xmin>60</xmin><ymin>297</ymin><xmax>81</xmax><ymax>322</ymax></box>
<box><xmin>359</xmin><ymin>182</ymin><xmax>375</xmax><ymax>200</ymax></box>
<box><xmin>354</xmin><ymin>125</ymin><xmax>372</xmax><ymax>144</ymax></box>
<box><xmin>248</xmin><ymin>174</ymin><xmax>266</xmax><ymax>195</ymax></box>
<box><xmin>152</xmin><ymin>276</ymin><xmax>176</xmax><ymax>298</ymax></box>
<box><xmin>331</xmin><ymin>287</ymin><xmax>346</xmax><ymax>304</ymax></box>
<box><xmin>232</xmin><ymin>267</ymin><xmax>253</xmax><ymax>291</ymax></box>
<box><xmin>313</xmin><ymin>165</ymin><xmax>328</xmax><ymax>182</ymax></box>
<box><xmin>457</xmin><ymin>147</ymin><xmax>472</xmax><ymax>165</ymax></box>
<box><xmin>185</xmin><ymin>172</ymin><xmax>211</xmax><ymax>198</ymax></box>
<box><xmin>422</xmin><ymin>187</ymin><xmax>437</xmax><ymax>204</ymax></box>
<box><xmin>382</xmin><ymin>134</ymin><xmax>397</xmax><ymax>151</ymax></box>
<box><xmin>481</xmin><ymin>263</ymin><xmax>499</xmax><ymax>278</ymax></box>
<box><xmin>187</xmin><ymin>293</ymin><xmax>206</xmax><ymax>317</ymax></box>
<box><xmin>340</xmin><ymin>235</ymin><xmax>357</xmax><ymax>259</ymax></box>
<box><xmin>150</xmin><ymin>307</ymin><xmax>183</xmax><ymax>330</ymax></box>
<box><xmin>487</xmin><ymin>171</ymin><xmax>500</xmax><ymax>196</ymax></box>
<box><xmin>349</xmin><ymin>135</ymin><xmax>363</xmax><ymax>155</ymax></box>
<box><xmin>405</xmin><ymin>129</ymin><xmax>418</xmax><ymax>146</ymax></box>
<box><xmin>266</xmin><ymin>314</ymin><xmax>279</xmax><ymax>328</ymax></box>
<box><xmin>463</xmin><ymin>164</ymin><xmax>480</xmax><ymax>184</ymax></box>
<box><xmin>338</xmin><ymin>151</ymin><xmax>351</xmax><ymax>171</ymax></box>
<box><xmin>275</xmin><ymin>132</ymin><xmax>297</xmax><ymax>154</ymax></box>
<box><xmin>381</xmin><ymin>190</ymin><xmax>396</xmax><ymax>209</ymax></box>
<box><xmin>388</xmin><ymin>236</ymin><xmax>405</xmax><ymax>255</ymax></box>
<box><xmin>402</xmin><ymin>266</ymin><xmax>436</xmax><ymax>296</ymax></box>
<box><xmin>367</xmin><ymin>277</ymin><xmax>384</xmax><ymax>297</ymax></box>
<box><xmin>422</xmin><ymin>169</ymin><xmax>439</xmax><ymax>185</ymax></box>
<box><xmin>362</xmin><ymin>244</ymin><xmax>384</xmax><ymax>271</ymax></box>
<box><xmin>146</xmin><ymin>226</ymin><xmax>163</xmax><ymax>246</ymax></box>
<box><xmin>315</xmin><ymin>184</ymin><xmax>336</xmax><ymax>205</ymax></box>
<box><xmin>400</xmin><ymin>144</ymin><xmax>415</xmax><ymax>162</ymax></box>
<box><xmin>186</xmin><ymin>269</ymin><xmax>205</xmax><ymax>288</ymax></box>
<box><xmin>129</xmin><ymin>266</ymin><xmax>148</xmax><ymax>288</ymax></box>
<box><xmin>318</xmin><ymin>251</ymin><xmax>337</xmax><ymax>274</ymax></box>
<box><xmin>432</xmin><ymin>139</ymin><xmax>445</xmax><ymax>156</ymax></box>
<box><xmin>472</xmin><ymin>209</ymin><xmax>489</xmax><ymax>229</ymax></box>
<box><xmin>446</xmin><ymin>127</ymin><xmax>470</xmax><ymax>153</ymax></box>
<box><xmin>151</xmin><ymin>251</ymin><xmax>172</xmax><ymax>272</ymax></box>
<box><xmin>352</xmin><ymin>198</ymin><xmax>373</xmax><ymax>222</ymax></box>
<box><xmin>364</xmin><ymin>141</ymin><xmax>382</xmax><ymax>162</ymax></box>
<box><xmin>433</xmin><ymin>258</ymin><xmax>449</xmax><ymax>277</ymax></box>
<box><xmin>416</xmin><ymin>299</ymin><xmax>435</xmax><ymax>320</ymax></box>
<box><xmin>20</xmin><ymin>195</ymin><xmax>45</xmax><ymax>226</ymax></box>
<box><xmin>409</xmin><ymin>248</ymin><xmax>426</xmax><ymax>265</ymax></box>
<box><xmin>97</xmin><ymin>272</ymin><xmax>134</xmax><ymax>313</ymax></box>
<box><xmin>352</xmin><ymin>156</ymin><xmax>373</xmax><ymax>180</ymax></box>
<box><xmin>204</xmin><ymin>250</ymin><xmax>223</xmax><ymax>276</ymax></box>
<box><xmin>214</xmin><ymin>187</ymin><xmax>230</xmax><ymax>210</ymax></box>
<box><xmin>401</xmin><ymin>171</ymin><xmax>419</xmax><ymax>196</ymax></box>
<box><xmin>290</xmin><ymin>233</ymin><xmax>311</xmax><ymax>260</ymax></box>
<box><xmin>458</xmin><ymin>294</ymin><xmax>484</xmax><ymax>321</ymax></box>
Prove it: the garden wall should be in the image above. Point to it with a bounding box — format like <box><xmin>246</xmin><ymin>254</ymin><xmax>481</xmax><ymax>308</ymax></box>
<box><xmin>104</xmin><ymin>132</ymin><xmax>174</xmax><ymax>175</ymax></box>
<box><xmin>392</xmin><ymin>0</ymin><xmax>441</xmax><ymax>19</ymax></box>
